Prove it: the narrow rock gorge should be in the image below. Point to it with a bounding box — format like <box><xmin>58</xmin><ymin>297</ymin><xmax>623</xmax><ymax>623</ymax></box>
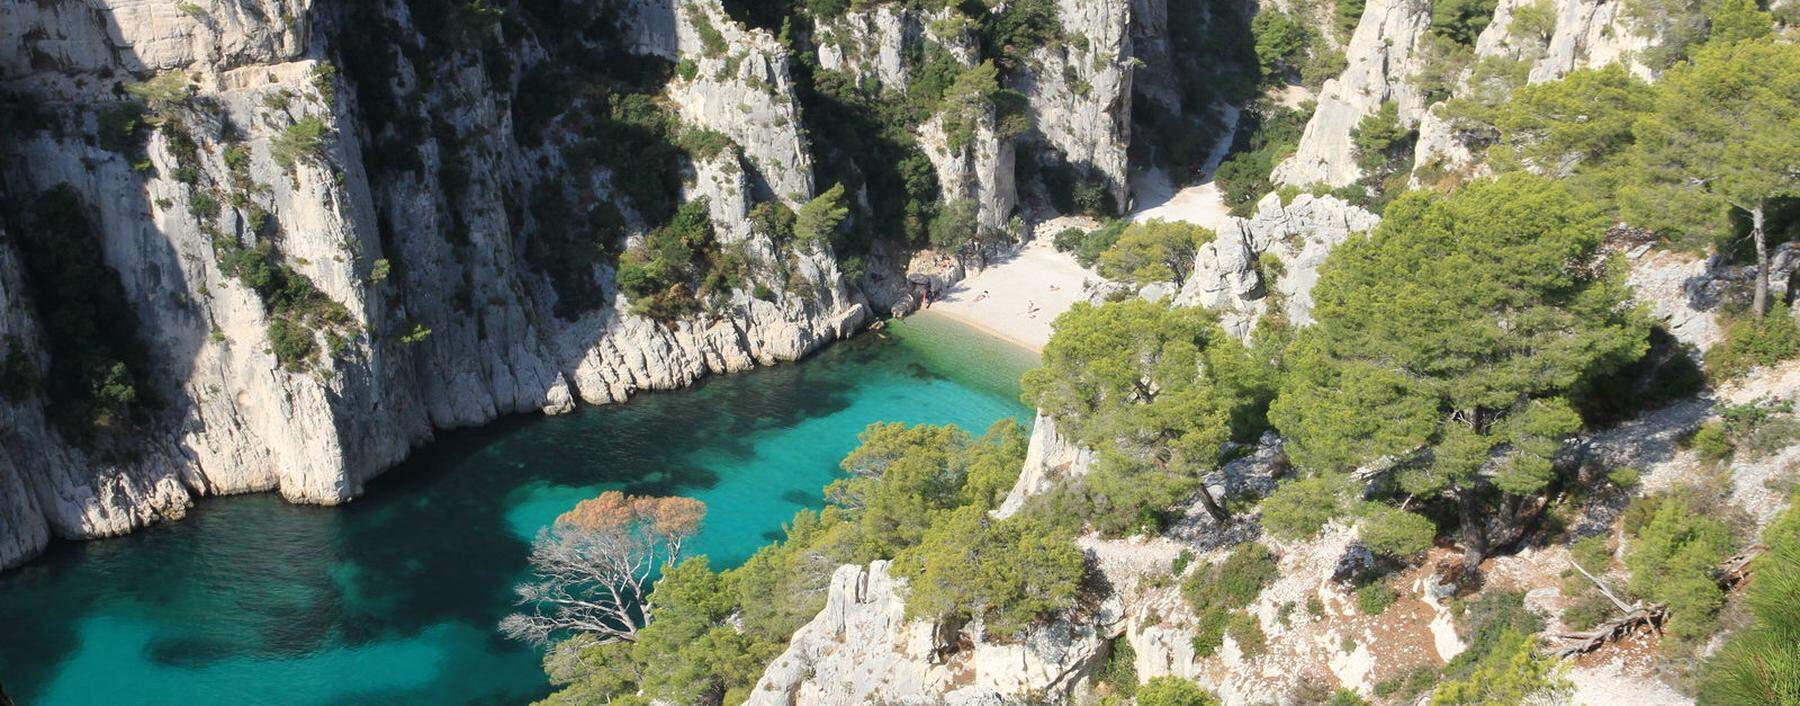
<box><xmin>4</xmin><ymin>0</ymin><xmax>1796</xmax><ymax>703</ymax></box>
<box><xmin>0</xmin><ymin>0</ymin><xmax>1208</xmax><ymax>569</ymax></box>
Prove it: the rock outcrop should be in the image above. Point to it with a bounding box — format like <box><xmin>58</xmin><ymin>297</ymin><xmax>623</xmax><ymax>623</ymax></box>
<box><xmin>743</xmin><ymin>560</ymin><xmax>1123</xmax><ymax>706</ymax></box>
<box><xmin>1410</xmin><ymin>0</ymin><xmax>1654</xmax><ymax>177</ymax></box>
<box><xmin>1017</xmin><ymin>0</ymin><xmax>1136</xmax><ymax>211</ymax></box>
<box><xmin>1174</xmin><ymin>192</ymin><xmax>1381</xmax><ymax>338</ymax></box>
<box><xmin>1271</xmin><ymin>0</ymin><xmax>1433</xmax><ymax>188</ymax></box>
<box><xmin>995</xmin><ymin>411</ymin><xmax>1096</xmax><ymax>518</ymax></box>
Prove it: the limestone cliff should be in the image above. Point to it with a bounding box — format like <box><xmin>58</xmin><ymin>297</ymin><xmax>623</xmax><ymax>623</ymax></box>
<box><xmin>1174</xmin><ymin>192</ymin><xmax>1381</xmax><ymax>338</ymax></box>
<box><xmin>1016</xmin><ymin>0</ymin><xmax>1136</xmax><ymax>211</ymax></box>
<box><xmin>744</xmin><ymin>559</ymin><xmax>1122</xmax><ymax>706</ymax></box>
<box><xmin>0</xmin><ymin>0</ymin><xmax>1203</xmax><ymax>575</ymax></box>
<box><xmin>1271</xmin><ymin>0</ymin><xmax>1434</xmax><ymax>188</ymax></box>
<box><xmin>1409</xmin><ymin>0</ymin><xmax>1656</xmax><ymax>176</ymax></box>
<box><xmin>0</xmin><ymin>0</ymin><xmax>865</xmax><ymax>570</ymax></box>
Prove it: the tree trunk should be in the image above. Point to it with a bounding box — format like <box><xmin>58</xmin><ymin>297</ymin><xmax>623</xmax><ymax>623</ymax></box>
<box><xmin>1753</xmin><ymin>203</ymin><xmax>1769</xmax><ymax>319</ymax></box>
<box><xmin>1195</xmin><ymin>483</ymin><xmax>1231</xmax><ymax>524</ymax></box>
<box><xmin>1457</xmin><ymin>490</ymin><xmax>1488</xmax><ymax>582</ymax></box>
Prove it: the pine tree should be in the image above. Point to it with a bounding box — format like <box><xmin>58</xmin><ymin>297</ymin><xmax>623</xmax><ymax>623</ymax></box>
<box><xmin>1270</xmin><ymin>174</ymin><xmax>1647</xmax><ymax>576</ymax></box>
<box><xmin>1625</xmin><ymin>39</ymin><xmax>1800</xmax><ymax>320</ymax></box>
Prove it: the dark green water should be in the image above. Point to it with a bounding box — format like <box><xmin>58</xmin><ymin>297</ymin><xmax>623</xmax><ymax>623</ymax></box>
<box><xmin>0</xmin><ymin>317</ymin><xmax>1034</xmax><ymax>706</ymax></box>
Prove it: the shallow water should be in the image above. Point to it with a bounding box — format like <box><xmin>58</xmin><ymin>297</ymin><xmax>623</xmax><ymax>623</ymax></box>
<box><xmin>0</xmin><ymin>317</ymin><xmax>1035</xmax><ymax>706</ymax></box>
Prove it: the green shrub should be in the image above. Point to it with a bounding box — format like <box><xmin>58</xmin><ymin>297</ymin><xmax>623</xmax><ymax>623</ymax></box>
<box><xmin>676</xmin><ymin>128</ymin><xmax>733</xmax><ymax>160</ymax></box>
<box><xmin>1355</xmin><ymin>580</ymin><xmax>1399</xmax><ymax>615</ymax></box>
<box><xmin>938</xmin><ymin>62</ymin><xmax>1005</xmax><ymax>151</ymax></box>
<box><xmin>1560</xmin><ymin>590</ymin><xmax>1617</xmax><ymax>630</ymax></box>
<box><xmin>188</xmin><ymin>191</ymin><xmax>221</xmax><ymax>221</ymax></box>
<box><xmin>1624</xmin><ymin>491</ymin><xmax>1739</xmax><ymax>647</ymax></box>
<box><xmin>1227</xmin><ymin>612</ymin><xmax>1267</xmax><ymax>656</ymax></box>
<box><xmin>1374</xmin><ymin>665</ymin><xmax>1439</xmax><ymax>701</ymax></box>
<box><xmin>271</xmin><ymin>116</ymin><xmax>328</xmax><ymax>168</ymax></box>
<box><xmin>1213</xmin><ymin>102</ymin><xmax>1312</xmax><ymax>215</ymax></box>
<box><xmin>1347</xmin><ymin>102</ymin><xmax>1417</xmax><ymax>210</ymax></box>
<box><xmin>1739</xmin><ymin>414</ymin><xmax>1800</xmax><ymax>459</ymax></box>
<box><xmin>927</xmin><ymin>199</ymin><xmax>980</xmax><ymax>252</ymax></box>
<box><xmin>1607</xmin><ymin>466</ymin><xmax>1642</xmax><ymax>488</ymax></box>
<box><xmin>1706</xmin><ymin>304</ymin><xmax>1800</xmax><ymax>379</ymax></box>
<box><xmin>1430</xmin><ymin>629</ymin><xmax>1570</xmax><ymax>705</ymax></box>
<box><xmin>1054</xmin><ymin>220</ymin><xmax>1128</xmax><ymax>267</ymax></box>
<box><xmin>97</xmin><ymin>104</ymin><xmax>149</xmax><ymax>155</ymax></box>
<box><xmin>1301</xmin><ymin>48</ymin><xmax>1349</xmax><ymax>90</ymax></box>
<box><xmin>1251</xmin><ymin>10</ymin><xmax>1311</xmax><ymax>83</ymax></box>
<box><xmin>1259</xmin><ymin>475</ymin><xmax>1348</xmax><ymax>541</ymax></box>
<box><xmin>802</xmin><ymin>0</ymin><xmax>849</xmax><ymax>20</ymax></box>
<box><xmin>894</xmin><ymin>508</ymin><xmax>1086</xmax><ymax>640</ymax></box>
<box><xmin>1445</xmin><ymin>591</ymin><xmax>1543</xmax><ymax>681</ymax></box>
<box><xmin>1134</xmin><ymin>677</ymin><xmax>1219</xmax><ymax>706</ymax></box>
<box><xmin>1328</xmin><ymin>688</ymin><xmax>1373</xmax><ymax>706</ymax></box>
<box><xmin>1430</xmin><ymin>0</ymin><xmax>1499</xmax><ymax>45</ymax></box>
<box><xmin>616</xmin><ymin>199</ymin><xmax>739</xmax><ymax>321</ymax></box>
<box><xmin>1052</xmin><ymin>227</ymin><xmax>1086</xmax><ymax>253</ymax></box>
<box><xmin>1690</xmin><ymin>420</ymin><xmax>1734</xmax><ymax>461</ymax></box>
<box><xmin>688</xmin><ymin>8</ymin><xmax>728</xmax><ymax>57</ymax></box>
<box><xmin>794</xmin><ymin>184</ymin><xmax>848</xmax><ymax>246</ymax></box>
<box><xmin>1171</xmin><ymin>548</ymin><xmax>1196</xmax><ymax>576</ymax></box>
<box><xmin>1335</xmin><ymin>0</ymin><xmax>1367</xmax><ymax>38</ymax></box>
<box><xmin>978</xmin><ymin>0</ymin><xmax>1064</xmax><ymax>66</ymax></box>
<box><xmin>267</xmin><ymin>318</ymin><xmax>318</xmax><ymax>372</ymax></box>
<box><xmin>1096</xmin><ymin>220</ymin><xmax>1214</xmax><ymax>286</ymax></box>
<box><xmin>1698</xmin><ymin>498</ymin><xmax>1800</xmax><ymax>705</ymax></box>
<box><xmin>1358</xmin><ymin>505</ymin><xmax>1437</xmax><ymax>557</ymax></box>
<box><xmin>1182</xmin><ymin>543</ymin><xmax>1279</xmax><ymax>656</ymax></box>
<box><xmin>124</xmin><ymin>72</ymin><xmax>192</xmax><ymax>115</ymax></box>
<box><xmin>1097</xmin><ymin>637</ymin><xmax>1138</xmax><ymax>696</ymax></box>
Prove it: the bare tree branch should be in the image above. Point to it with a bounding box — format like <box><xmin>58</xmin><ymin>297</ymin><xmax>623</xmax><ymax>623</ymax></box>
<box><xmin>500</xmin><ymin>492</ymin><xmax>706</xmax><ymax>646</ymax></box>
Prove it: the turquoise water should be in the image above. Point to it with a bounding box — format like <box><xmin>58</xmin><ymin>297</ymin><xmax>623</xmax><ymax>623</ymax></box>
<box><xmin>0</xmin><ymin>317</ymin><xmax>1035</xmax><ymax>706</ymax></box>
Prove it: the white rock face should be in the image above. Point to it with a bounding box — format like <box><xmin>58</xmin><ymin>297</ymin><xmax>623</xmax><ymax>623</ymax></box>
<box><xmin>0</xmin><ymin>0</ymin><xmax>863</xmax><ymax>569</ymax></box>
<box><xmin>663</xmin><ymin>0</ymin><xmax>816</xmax><ymax>204</ymax></box>
<box><xmin>814</xmin><ymin>6</ymin><xmax>975</xmax><ymax>91</ymax></box>
<box><xmin>1017</xmin><ymin>0</ymin><xmax>1135</xmax><ymax>210</ymax></box>
<box><xmin>1626</xmin><ymin>248</ymin><xmax>1725</xmax><ymax>352</ymax></box>
<box><xmin>1174</xmin><ymin>193</ymin><xmax>1381</xmax><ymax>337</ymax></box>
<box><xmin>1476</xmin><ymin>0</ymin><xmax>1653</xmax><ymax>83</ymax></box>
<box><xmin>995</xmin><ymin>412</ymin><xmax>1096</xmax><ymax>518</ymax></box>
<box><xmin>815</xmin><ymin>5</ymin><xmax>1020</xmax><ymax>231</ymax></box>
<box><xmin>921</xmin><ymin>111</ymin><xmax>1021</xmax><ymax>233</ymax></box>
<box><xmin>1411</xmin><ymin>0</ymin><xmax>1653</xmax><ymax>177</ymax></box>
<box><xmin>743</xmin><ymin>560</ymin><xmax>1122</xmax><ymax>706</ymax></box>
<box><xmin>1272</xmin><ymin>0</ymin><xmax>1433</xmax><ymax>188</ymax></box>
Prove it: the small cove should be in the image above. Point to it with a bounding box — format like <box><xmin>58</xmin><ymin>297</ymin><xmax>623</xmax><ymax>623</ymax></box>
<box><xmin>0</xmin><ymin>317</ymin><xmax>1036</xmax><ymax>706</ymax></box>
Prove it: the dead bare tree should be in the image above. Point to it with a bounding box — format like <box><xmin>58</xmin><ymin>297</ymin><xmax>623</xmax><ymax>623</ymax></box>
<box><xmin>500</xmin><ymin>491</ymin><xmax>705</xmax><ymax>645</ymax></box>
<box><xmin>1552</xmin><ymin>548</ymin><xmax>1768</xmax><ymax>658</ymax></box>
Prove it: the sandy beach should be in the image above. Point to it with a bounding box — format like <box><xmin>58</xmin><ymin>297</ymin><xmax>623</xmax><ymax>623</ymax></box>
<box><xmin>913</xmin><ymin>107</ymin><xmax>1243</xmax><ymax>351</ymax></box>
<box><xmin>915</xmin><ymin>236</ymin><xmax>1095</xmax><ymax>351</ymax></box>
<box><xmin>1129</xmin><ymin>168</ymin><xmax>1237</xmax><ymax>233</ymax></box>
<box><xmin>1128</xmin><ymin>103</ymin><xmax>1241</xmax><ymax>232</ymax></box>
